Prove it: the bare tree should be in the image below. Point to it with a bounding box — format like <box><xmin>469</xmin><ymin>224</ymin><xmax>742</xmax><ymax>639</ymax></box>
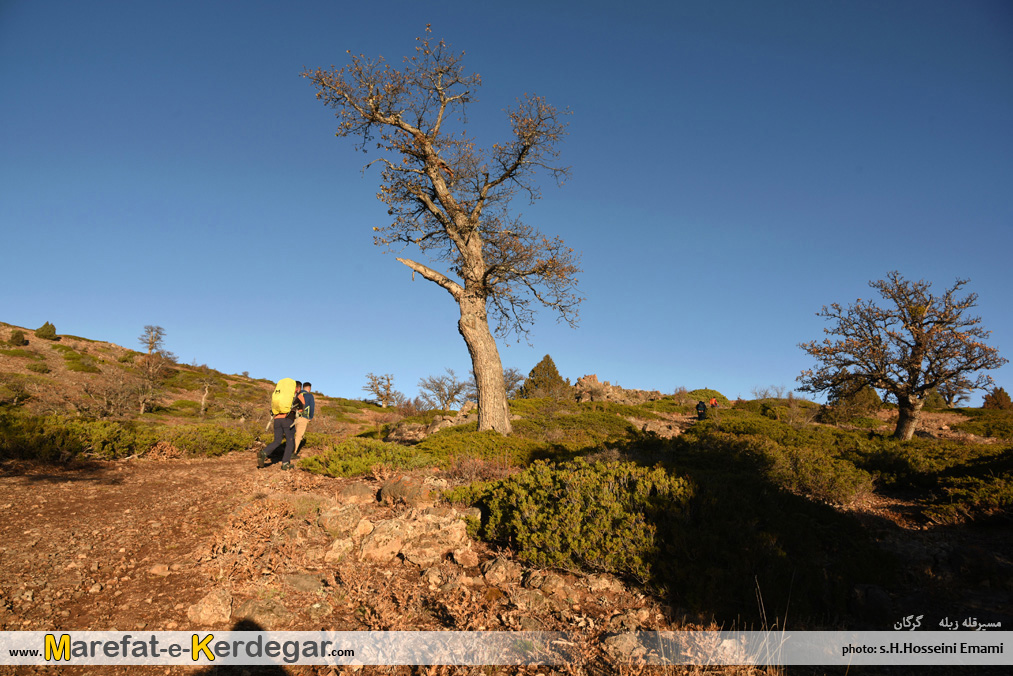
<box><xmin>798</xmin><ymin>272</ymin><xmax>1007</xmax><ymax>440</ymax></box>
<box><xmin>464</xmin><ymin>366</ymin><xmax>524</xmax><ymax>402</ymax></box>
<box><xmin>363</xmin><ymin>373</ymin><xmax>398</xmax><ymax>408</ymax></box>
<box><xmin>936</xmin><ymin>374</ymin><xmax>974</xmax><ymax>408</ymax></box>
<box><xmin>139</xmin><ymin>325</ymin><xmax>166</xmax><ymax>354</ymax></box>
<box><xmin>304</xmin><ymin>28</ymin><xmax>582</xmax><ymax>434</ymax></box>
<box><xmin>418</xmin><ymin>368</ymin><xmax>466</xmax><ymax>411</ymax></box>
<box><xmin>136</xmin><ymin>352</ymin><xmax>174</xmax><ymax>414</ymax></box>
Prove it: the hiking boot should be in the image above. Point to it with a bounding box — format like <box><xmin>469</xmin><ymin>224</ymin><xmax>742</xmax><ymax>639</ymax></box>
<box><xmin>280</xmin><ymin>462</ymin><xmax>292</xmax><ymax>471</ymax></box>
<box><xmin>257</xmin><ymin>448</ymin><xmax>267</xmax><ymax>469</ymax></box>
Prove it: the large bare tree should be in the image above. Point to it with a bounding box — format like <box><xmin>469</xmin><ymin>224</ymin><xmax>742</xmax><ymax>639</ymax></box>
<box><xmin>798</xmin><ymin>272</ymin><xmax>1006</xmax><ymax>440</ymax></box>
<box><xmin>304</xmin><ymin>28</ymin><xmax>582</xmax><ymax>434</ymax></box>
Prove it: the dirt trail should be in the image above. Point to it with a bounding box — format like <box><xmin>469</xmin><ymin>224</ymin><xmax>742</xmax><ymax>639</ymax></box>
<box><xmin>0</xmin><ymin>453</ymin><xmax>274</xmax><ymax>632</ymax></box>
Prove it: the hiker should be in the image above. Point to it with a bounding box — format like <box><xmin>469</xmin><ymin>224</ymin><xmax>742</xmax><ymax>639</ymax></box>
<box><xmin>293</xmin><ymin>381</ymin><xmax>315</xmax><ymax>456</ymax></box>
<box><xmin>259</xmin><ymin>378</ymin><xmax>300</xmax><ymax>470</ymax></box>
<box><xmin>709</xmin><ymin>397</ymin><xmax>718</xmax><ymax>408</ymax></box>
<box><xmin>696</xmin><ymin>400</ymin><xmax>708</xmax><ymax>421</ymax></box>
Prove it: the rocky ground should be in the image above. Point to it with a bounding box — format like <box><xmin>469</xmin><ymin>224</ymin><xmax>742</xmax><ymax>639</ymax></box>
<box><xmin>0</xmin><ymin>449</ymin><xmax>720</xmax><ymax>676</ymax></box>
<box><xmin>1</xmin><ymin>408</ymin><xmax>1011</xmax><ymax>676</ymax></box>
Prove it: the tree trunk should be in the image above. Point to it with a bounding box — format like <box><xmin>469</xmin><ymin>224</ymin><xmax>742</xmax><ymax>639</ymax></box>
<box><xmin>200</xmin><ymin>385</ymin><xmax>210</xmax><ymax>418</ymax></box>
<box><xmin>893</xmin><ymin>394</ymin><xmax>924</xmax><ymax>441</ymax></box>
<box><xmin>458</xmin><ymin>295</ymin><xmax>512</xmax><ymax>435</ymax></box>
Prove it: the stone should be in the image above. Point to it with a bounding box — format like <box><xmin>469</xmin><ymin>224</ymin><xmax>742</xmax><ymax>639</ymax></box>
<box><xmin>353</xmin><ymin>519</ymin><xmax>374</xmax><ymax>537</ymax></box>
<box><xmin>384</xmin><ymin>422</ymin><xmax>428</xmax><ymax>444</ymax></box>
<box><xmin>510</xmin><ymin>588</ymin><xmax>552</xmax><ymax>612</ymax></box>
<box><xmin>586</xmin><ymin>574</ymin><xmax>625</xmax><ymax>594</ymax></box>
<box><xmin>282</xmin><ymin>573</ymin><xmax>325</xmax><ymax>593</ymax></box>
<box><xmin>603</xmin><ymin>633</ymin><xmax>645</xmax><ymax>661</ymax></box>
<box><xmin>324</xmin><ymin>538</ymin><xmax>355</xmax><ymax>563</ymax></box>
<box><xmin>453</xmin><ymin>548</ymin><xmax>479</xmax><ymax>568</ymax></box>
<box><xmin>320</xmin><ymin>504</ymin><xmax>362</xmax><ymax>537</ymax></box>
<box><xmin>148</xmin><ymin>565</ymin><xmax>170</xmax><ymax>577</ymax></box>
<box><xmin>337</xmin><ymin>483</ymin><xmax>377</xmax><ymax>505</ymax></box>
<box><xmin>232</xmin><ymin>598</ymin><xmax>293</xmax><ymax>631</ymax></box>
<box><xmin>308</xmin><ymin>601</ymin><xmax>332</xmax><ymax>621</ymax></box>
<box><xmin>359</xmin><ymin>521</ymin><xmax>406</xmax><ymax>562</ymax></box>
<box><xmin>187</xmin><ymin>589</ymin><xmax>232</xmax><ymax>625</ymax></box>
<box><xmin>481</xmin><ymin>557</ymin><xmax>522</xmax><ymax>585</ymax></box>
<box><xmin>539</xmin><ymin>573</ymin><xmax>568</xmax><ymax>597</ymax></box>
<box><xmin>379</xmin><ymin>476</ymin><xmax>431</xmax><ymax>507</ymax></box>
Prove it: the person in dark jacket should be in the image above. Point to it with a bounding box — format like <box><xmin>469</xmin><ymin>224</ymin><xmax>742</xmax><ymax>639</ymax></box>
<box><xmin>696</xmin><ymin>400</ymin><xmax>708</xmax><ymax>421</ymax></box>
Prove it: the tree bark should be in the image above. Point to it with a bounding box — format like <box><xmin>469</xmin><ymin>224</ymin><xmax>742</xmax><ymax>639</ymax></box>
<box><xmin>893</xmin><ymin>394</ymin><xmax>924</xmax><ymax>441</ymax></box>
<box><xmin>458</xmin><ymin>295</ymin><xmax>512</xmax><ymax>435</ymax></box>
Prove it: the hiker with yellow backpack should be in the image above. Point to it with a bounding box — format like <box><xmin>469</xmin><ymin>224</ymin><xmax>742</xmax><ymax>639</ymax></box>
<box><xmin>258</xmin><ymin>377</ymin><xmax>302</xmax><ymax>470</ymax></box>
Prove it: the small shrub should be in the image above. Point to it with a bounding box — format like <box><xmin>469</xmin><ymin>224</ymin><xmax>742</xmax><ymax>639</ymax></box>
<box><xmin>0</xmin><ymin>349</ymin><xmax>35</xmax><ymax>359</ymax></box>
<box><xmin>26</xmin><ymin>362</ymin><xmax>50</xmax><ymax>374</ymax></box>
<box><xmin>300</xmin><ymin>437</ymin><xmax>442</xmax><ymax>477</ymax></box>
<box><xmin>160</xmin><ymin>424</ymin><xmax>256</xmax><ymax>457</ymax></box>
<box><xmin>952</xmin><ymin>410</ymin><xmax>1013</xmax><ymax>440</ymax></box>
<box><xmin>686</xmin><ymin>389</ymin><xmax>730</xmax><ymax>406</ymax></box>
<box><xmin>455</xmin><ymin>458</ymin><xmax>694</xmax><ymax>583</ymax></box>
<box><xmin>118</xmin><ymin>351</ymin><xmax>141</xmax><ymax>363</ymax></box>
<box><xmin>7</xmin><ymin>330</ymin><xmax>27</xmax><ymax>346</ymax></box>
<box><xmin>35</xmin><ymin>322</ymin><xmax>57</xmax><ymax>340</ymax></box>
<box><xmin>169</xmin><ymin>399</ymin><xmax>201</xmax><ymax>416</ymax></box>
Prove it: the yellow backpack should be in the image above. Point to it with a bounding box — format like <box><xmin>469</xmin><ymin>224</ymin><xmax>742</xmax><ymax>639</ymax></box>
<box><xmin>271</xmin><ymin>378</ymin><xmax>298</xmax><ymax>416</ymax></box>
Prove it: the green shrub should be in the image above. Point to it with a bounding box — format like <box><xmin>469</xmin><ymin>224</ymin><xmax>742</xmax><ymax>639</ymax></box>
<box><xmin>35</xmin><ymin>322</ymin><xmax>57</xmax><ymax>340</ymax></box>
<box><xmin>686</xmin><ymin>389</ymin><xmax>730</xmax><ymax>406</ymax></box>
<box><xmin>26</xmin><ymin>362</ymin><xmax>50</xmax><ymax>374</ymax></box>
<box><xmin>300</xmin><ymin>437</ymin><xmax>442</xmax><ymax>477</ymax></box>
<box><xmin>952</xmin><ymin>410</ymin><xmax>1013</xmax><ymax>440</ymax></box>
<box><xmin>0</xmin><ymin>349</ymin><xmax>35</xmax><ymax>358</ymax></box>
<box><xmin>169</xmin><ymin>399</ymin><xmax>201</xmax><ymax>416</ymax></box>
<box><xmin>64</xmin><ymin>353</ymin><xmax>101</xmax><ymax>373</ymax></box>
<box><xmin>453</xmin><ymin>458</ymin><xmax>694</xmax><ymax>583</ymax></box>
<box><xmin>118</xmin><ymin>351</ymin><xmax>141</xmax><ymax>363</ymax></box>
<box><xmin>160</xmin><ymin>424</ymin><xmax>256</xmax><ymax>457</ymax></box>
<box><xmin>8</xmin><ymin>330</ymin><xmax>27</xmax><ymax>346</ymax></box>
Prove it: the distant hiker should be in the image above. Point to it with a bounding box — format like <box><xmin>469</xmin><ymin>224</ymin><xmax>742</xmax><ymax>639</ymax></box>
<box><xmin>293</xmin><ymin>381</ymin><xmax>315</xmax><ymax>456</ymax></box>
<box><xmin>696</xmin><ymin>400</ymin><xmax>707</xmax><ymax>421</ymax></box>
<box><xmin>709</xmin><ymin>397</ymin><xmax>718</xmax><ymax>408</ymax></box>
<box><xmin>259</xmin><ymin>378</ymin><xmax>299</xmax><ymax>470</ymax></box>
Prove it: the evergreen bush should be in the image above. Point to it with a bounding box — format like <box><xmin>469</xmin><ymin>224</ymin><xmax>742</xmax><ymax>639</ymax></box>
<box><xmin>8</xmin><ymin>330</ymin><xmax>27</xmax><ymax>346</ymax></box>
<box><xmin>518</xmin><ymin>355</ymin><xmax>571</xmax><ymax>399</ymax></box>
<box><xmin>35</xmin><ymin>322</ymin><xmax>57</xmax><ymax>341</ymax></box>
<box><xmin>454</xmin><ymin>458</ymin><xmax>694</xmax><ymax>582</ymax></box>
<box><xmin>983</xmin><ymin>387</ymin><xmax>1012</xmax><ymax>411</ymax></box>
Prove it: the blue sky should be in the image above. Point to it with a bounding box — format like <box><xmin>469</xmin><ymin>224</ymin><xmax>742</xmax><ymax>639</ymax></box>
<box><xmin>2</xmin><ymin>0</ymin><xmax>1011</xmax><ymax>404</ymax></box>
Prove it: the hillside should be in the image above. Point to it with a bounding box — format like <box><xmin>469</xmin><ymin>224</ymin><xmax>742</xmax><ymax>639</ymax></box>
<box><xmin>2</xmin><ymin>321</ymin><xmax>1013</xmax><ymax>675</ymax></box>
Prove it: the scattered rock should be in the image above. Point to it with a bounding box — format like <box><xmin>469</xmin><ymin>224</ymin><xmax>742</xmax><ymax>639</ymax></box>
<box><xmin>481</xmin><ymin>557</ymin><xmax>522</xmax><ymax>585</ymax></box>
<box><xmin>359</xmin><ymin>521</ymin><xmax>406</xmax><ymax>563</ymax></box>
<box><xmin>539</xmin><ymin>573</ymin><xmax>569</xmax><ymax>598</ymax></box>
<box><xmin>602</xmin><ymin>633</ymin><xmax>645</xmax><ymax>661</ymax></box>
<box><xmin>453</xmin><ymin>548</ymin><xmax>479</xmax><ymax>568</ymax></box>
<box><xmin>353</xmin><ymin>519</ymin><xmax>374</xmax><ymax>537</ymax></box>
<box><xmin>336</xmin><ymin>483</ymin><xmax>377</xmax><ymax>505</ymax></box>
<box><xmin>282</xmin><ymin>573</ymin><xmax>326</xmax><ymax>593</ymax></box>
<box><xmin>232</xmin><ymin>598</ymin><xmax>293</xmax><ymax>630</ymax></box>
<box><xmin>148</xmin><ymin>564</ymin><xmax>170</xmax><ymax>577</ymax></box>
<box><xmin>187</xmin><ymin>589</ymin><xmax>232</xmax><ymax>625</ymax></box>
<box><xmin>320</xmin><ymin>504</ymin><xmax>362</xmax><ymax>537</ymax></box>
<box><xmin>384</xmin><ymin>422</ymin><xmax>428</xmax><ymax>445</ymax></box>
<box><xmin>379</xmin><ymin>476</ymin><xmax>431</xmax><ymax>508</ymax></box>
<box><xmin>324</xmin><ymin>538</ymin><xmax>354</xmax><ymax>563</ymax></box>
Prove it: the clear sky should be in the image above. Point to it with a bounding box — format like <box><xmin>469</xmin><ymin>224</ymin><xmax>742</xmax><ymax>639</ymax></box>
<box><xmin>2</xmin><ymin>0</ymin><xmax>1011</xmax><ymax>404</ymax></box>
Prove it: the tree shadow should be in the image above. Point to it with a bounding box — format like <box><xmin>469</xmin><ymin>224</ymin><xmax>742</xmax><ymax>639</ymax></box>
<box><xmin>194</xmin><ymin>619</ymin><xmax>291</xmax><ymax>676</ymax></box>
